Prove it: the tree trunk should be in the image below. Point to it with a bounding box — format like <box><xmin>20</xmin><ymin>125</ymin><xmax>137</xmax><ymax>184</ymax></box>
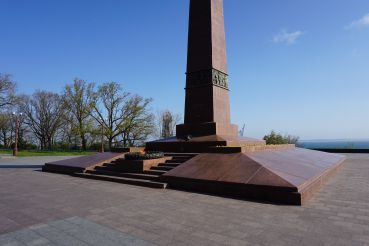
<box><xmin>108</xmin><ymin>137</ymin><xmax>113</xmax><ymax>150</ymax></box>
<box><xmin>47</xmin><ymin>137</ymin><xmax>52</xmax><ymax>150</ymax></box>
<box><xmin>81</xmin><ymin>134</ymin><xmax>87</xmax><ymax>151</ymax></box>
<box><xmin>40</xmin><ymin>138</ymin><xmax>45</xmax><ymax>150</ymax></box>
<box><xmin>2</xmin><ymin>131</ymin><xmax>7</xmax><ymax>147</ymax></box>
<box><xmin>122</xmin><ymin>132</ymin><xmax>127</xmax><ymax>147</ymax></box>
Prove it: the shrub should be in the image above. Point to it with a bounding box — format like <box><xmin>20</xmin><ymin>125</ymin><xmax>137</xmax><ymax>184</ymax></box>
<box><xmin>125</xmin><ymin>151</ymin><xmax>164</xmax><ymax>160</ymax></box>
<box><xmin>263</xmin><ymin>131</ymin><xmax>299</xmax><ymax>145</ymax></box>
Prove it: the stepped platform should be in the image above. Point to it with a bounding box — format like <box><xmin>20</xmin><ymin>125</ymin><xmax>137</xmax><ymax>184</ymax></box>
<box><xmin>42</xmin><ymin>152</ymin><xmax>124</xmax><ymax>174</ymax></box>
<box><xmin>44</xmin><ymin>153</ymin><xmax>198</xmax><ymax>189</ymax></box>
<box><xmin>162</xmin><ymin>147</ymin><xmax>346</xmax><ymax>205</ymax></box>
<box><xmin>42</xmin><ymin>148</ymin><xmax>345</xmax><ymax>205</ymax></box>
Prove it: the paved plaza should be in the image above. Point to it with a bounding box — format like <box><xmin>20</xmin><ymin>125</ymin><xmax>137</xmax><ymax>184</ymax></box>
<box><xmin>0</xmin><ymin>154</ymin><xmax>369</xmax><ymax>245</ymax></box>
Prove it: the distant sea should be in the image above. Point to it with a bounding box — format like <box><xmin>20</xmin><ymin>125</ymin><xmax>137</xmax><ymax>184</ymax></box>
<box><xmin>297</xmin><ymin>139</ymin><xmax>369</xmax><ymax>150</ymax></box>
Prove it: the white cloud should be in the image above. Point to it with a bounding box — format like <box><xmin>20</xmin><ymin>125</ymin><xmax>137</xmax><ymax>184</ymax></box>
<box><xmin>346</xmin><ymin>13</ymin><xmax>369</xmax><ymax>29</ymax></box>
<box><xmin>273</xmin><ymin>30</ymin><xmax>304</xmax><ymax>45</ymax></box>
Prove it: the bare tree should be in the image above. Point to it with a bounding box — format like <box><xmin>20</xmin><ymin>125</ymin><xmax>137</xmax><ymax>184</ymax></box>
<box><xmin>157</xmin><ymin>110</ymin><xmax>181</xmax><ymax>139</ymax></box>
<box><xmin>63</xmin><ymin>79</ymin><xmax>95</xmax><ymax>150</ymax></box>
<box><xmin>284</xmin><ymin>134</ymin><xmax>300</xmax><ymax>144</ymax></box>
<box><xmin>0</xmin><ymin>74</ymin><xmax>16</xmax><ymax>108</ymax></box>
<box><xmin>21</xmin><ymin>91</ymin><xmax>65</xmax><ymax>149</ymax></box>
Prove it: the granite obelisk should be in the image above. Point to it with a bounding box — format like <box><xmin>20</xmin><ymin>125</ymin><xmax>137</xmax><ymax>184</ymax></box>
<box><xmin>147</xmin><ymin>0</ymin><xmax>263</xmax><ymax>152</ymax></box>
<box><xmin>176</xmin><ymin>0</ymin><xmax>238</xmax><ymax>138</ymax></box>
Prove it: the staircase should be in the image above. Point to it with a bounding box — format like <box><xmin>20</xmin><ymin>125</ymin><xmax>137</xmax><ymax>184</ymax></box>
<box><xmin>73</xmin><ymin>153</ymin><xmax>197</xmax><ymax>189</ymax></box>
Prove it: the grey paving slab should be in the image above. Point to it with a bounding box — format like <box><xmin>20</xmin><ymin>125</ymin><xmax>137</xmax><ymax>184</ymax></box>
<box><xmin>0</xmin><ymin>154</ymin><xmax>369</xmax><ymax>245</ymax></box>
<box><xmin>0</xmin><ymin>156</ymin><xmax>81</xmax><ymax>169</ymax></box>
<box><xmin>0</xmin><ymin>217</ymin><xmax>156</xmax><ymax>246</ymax></box>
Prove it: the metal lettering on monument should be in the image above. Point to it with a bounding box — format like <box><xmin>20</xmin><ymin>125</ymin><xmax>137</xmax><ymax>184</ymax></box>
<box><xmin>186</xmin><ymin>69</ymin><xmax>229</xmax><ymax>89</ymax></box>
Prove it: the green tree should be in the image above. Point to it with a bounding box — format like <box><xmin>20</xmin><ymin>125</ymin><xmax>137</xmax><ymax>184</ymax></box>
<box><xmin>120</xmin><ymin>95</ymin><xmax>155</xmax><ymax>147</ymax></box>
<box><xmin>91</xmin><ymin>82</ymin><xmax>154</xmax><ymax>149</ymax></box>
<box><xmin>63</xmin><ymin>79</ymin><xmax>95</xmax><ymax>150</ymax></box>
<box><xmin>0</xmin><ymin>113</ymin><xmax>13</xmax><ymax>147</ymax></box>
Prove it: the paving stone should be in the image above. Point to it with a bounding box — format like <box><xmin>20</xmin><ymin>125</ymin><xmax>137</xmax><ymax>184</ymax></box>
<box><xmin>0</xmin><ymin>235</ymin><xmax>17</xmax><ymax>245</ymax></box>
<box><xmin>25</xmin><ymin>238</ymin><xmax>51</xmax><ymax>246</ymax></box>
<box><xmin>0</xmin><ymin>154</ymin><xmax>369</xmax><ymax>245</ymax></box>
<box><xmin>1</xmin><ymin>242</ymin><xmax>25</xmax><ymax>246</ymax></box>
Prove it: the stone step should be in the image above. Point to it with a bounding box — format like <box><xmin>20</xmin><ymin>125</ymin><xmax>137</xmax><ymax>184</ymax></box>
<box><xmin>165</xmin><ymin>156</ymin><xmax>196</xmax><ymax>160</ymax></box>
<box><xmin>95</xmin><ymin>165</ymin><xmax>118</xmax><ymax>171</ymax></box>
<box><xmin>86</xmin><ymin>170</ymin><xmax>160</xmax><ymax>181</ymax></box>
<box><xmin>73</xmin><ymin>173</ymin><xmax>167</xmax><ymax>189</ymax></box>
<box><xmin>165</xmin><ymin>159</ymin><xmax>189</xmax><ymax>163</ymax></box>
<box><xmin>143</xmin><ymin>170</ymin><xmax>167</xmax><ymax>175</ymax></box>
<box><xmin>109</xmin><ymin>158</ymin><xmax>124</xmax><ymax>164</ymax></box>
<box><xmin>158</xmin><ymin>163</ymin><xmax>181</xmax><ymax>167</ymax></box>
<box><xmin>96</xmin><ymin>164</ymin><xmax>133</xmax><ymax>172</ymax></box>
<box><xmin>164</xmin><ymin>153</ymin><xmax>198</xmax><ymax>157</ymax></box>
<box><xmin>171</xmin><ymin>155</ymin><xmax>191</xmax><ymax>158</ymax></box>
<box><xmin>106</xmin><ymin>158</ymin><xmax>188</xmax><ymax>165</ymax></box>
<box><xmin>171</xmin><ymin>155</ymin><xmax>194</xmax><ymax>158</ymax></box>
<box><xmin>150</xmin><ymin>166</ymin><xmax>175</xmax><ymax>171</ymax></box>
<box><xmin>102</xmin><ymin>163</ymin><xmax>114</xmax><ymax>167</ymax></box>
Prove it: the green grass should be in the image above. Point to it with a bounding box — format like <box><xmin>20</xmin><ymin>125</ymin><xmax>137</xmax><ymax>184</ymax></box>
<box><xmin>0</xmin><ymin>149</ymin><xmax>96</xmax><ymax>157</ymax></box>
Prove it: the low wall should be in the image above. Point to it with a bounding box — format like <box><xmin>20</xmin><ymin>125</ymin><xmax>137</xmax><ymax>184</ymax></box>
<box><xmin>311</xmin><ymin>148</ymin><xmax>369</xmax><ymax>154</ymax></box>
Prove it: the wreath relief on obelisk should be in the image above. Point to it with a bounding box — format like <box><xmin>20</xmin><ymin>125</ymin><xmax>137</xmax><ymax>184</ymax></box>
<box><xmin>186</xmin><ymin>69</ymin><xmax>229</xmax><ymax>90</ymax></box>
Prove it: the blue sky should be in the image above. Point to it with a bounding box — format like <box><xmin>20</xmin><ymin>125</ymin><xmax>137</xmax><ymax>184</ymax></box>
<box><xmin>1</xmin><ymin>0</ymin><xmax>369</xmax><ymax>140</ymax></box>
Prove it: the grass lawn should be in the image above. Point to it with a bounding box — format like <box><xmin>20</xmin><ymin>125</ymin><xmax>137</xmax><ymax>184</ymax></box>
<box><xmin>0</xmin><ymin>149</ymin><xmax>96</xmax><ymax>157</ymax></box>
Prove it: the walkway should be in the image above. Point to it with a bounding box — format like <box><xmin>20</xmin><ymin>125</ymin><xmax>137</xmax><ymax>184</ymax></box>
<box><xmin>0</xmin><ymin>154</ymin><xmax>368</xmax><ymax>245</ymax></box>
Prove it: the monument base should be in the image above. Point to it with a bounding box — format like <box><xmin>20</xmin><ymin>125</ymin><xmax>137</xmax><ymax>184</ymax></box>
<box><xmin>176</xmin><ymin>122</ymin><xmax>238</xmax><ymax>138</ymax></box>
<box><xmin>146</xmin><ymin>134</ymin><xmax>266</xmax><ymax>153</ymax></box>
<box><xmin>161</xmin><ymin>148</ymin><xmax>346</xmax><ymax>205</ymax></box>
<box><xmin>146</xmin><ymin>133</ymin><xmax>345</xmax><ymax>205</ymax></box>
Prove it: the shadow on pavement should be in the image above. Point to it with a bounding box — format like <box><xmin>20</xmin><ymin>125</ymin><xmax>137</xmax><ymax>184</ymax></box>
<box><xmin>0</xmin><ymin>165</ymin><xmax>42</xmax><ymax>169</ymax></box>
